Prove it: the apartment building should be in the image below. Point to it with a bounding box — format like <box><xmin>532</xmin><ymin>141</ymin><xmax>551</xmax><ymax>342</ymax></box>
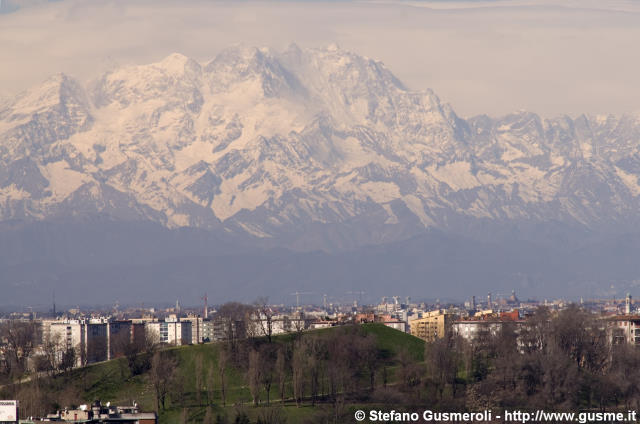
<box><xmin>409</xmin><ymin>310</ymin><xmax>456</xmax><ymax>342</ymax></box>
<box><xmin>145</xmin><ymin>317</ymin><xmax>192</xmax><ymax>346</ymax></box>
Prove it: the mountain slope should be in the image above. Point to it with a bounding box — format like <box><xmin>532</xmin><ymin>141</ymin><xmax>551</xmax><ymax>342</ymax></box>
<box><xmin>1</xmin><ymin>45</ymin><xmax>640</xmax><ymax>250</ymax></box>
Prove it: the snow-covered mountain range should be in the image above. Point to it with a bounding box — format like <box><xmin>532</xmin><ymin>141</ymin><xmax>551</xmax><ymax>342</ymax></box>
<box><xmin>2</xmin><ymin>44</ymin><xmax>640</xmax><ymax>250</ymax></box>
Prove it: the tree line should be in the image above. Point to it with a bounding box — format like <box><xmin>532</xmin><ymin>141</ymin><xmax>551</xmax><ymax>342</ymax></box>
<box><xmin>147</xmin><ymin>323</ymin><xmax>382</xmax><ymax>424</ymax></box>
<box><xmin>4</xmin><ymin>303</ymin><xmax>640</xmax><ymax>423</ymax></box>
<box><xmin>418</xmin><ymin>305</ymin><xmax>640</xmax><ymax>413</ymax></box>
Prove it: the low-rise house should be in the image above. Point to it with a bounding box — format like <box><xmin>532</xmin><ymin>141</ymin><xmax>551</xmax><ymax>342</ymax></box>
<box><xmin>452</xmin><ymin>310</ymin><xmax>523</xmax><ymax>343</ymax></box>
<box><xmin>47</xmin><ymin>400</ymin><xmax>156</xmax><ymax>423</ymax></box>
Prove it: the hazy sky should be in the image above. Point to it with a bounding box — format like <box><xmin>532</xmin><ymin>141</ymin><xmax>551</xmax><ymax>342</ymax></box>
<box><xmin>1</xmin><ymin>0</ymin><xmax>640</xmax><ymax>117</ymax></box>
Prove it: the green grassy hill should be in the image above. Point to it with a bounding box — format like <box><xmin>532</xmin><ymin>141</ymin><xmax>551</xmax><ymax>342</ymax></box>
<box><xmin>361</xmin><ymin>323</ymin><xmax>424</xmax><ymax>361</ymax></box>
<box><xmin>3</xmin><ymin>324</ymin><xmax>425</xmax><ymax>423</ymax></box>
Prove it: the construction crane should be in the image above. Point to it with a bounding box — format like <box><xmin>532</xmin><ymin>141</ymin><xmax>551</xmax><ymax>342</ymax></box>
<box><xmin>290</xmin><ymin>291</ymin><xmax>313</xmax><ymax>308</ymax></box>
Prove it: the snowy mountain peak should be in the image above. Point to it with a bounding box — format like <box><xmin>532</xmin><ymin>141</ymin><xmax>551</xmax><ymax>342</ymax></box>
<box><xmin>203</xmin><ymin>45</ymin><xmax>301</xmax><ymax>99</ymax></box>
<box><xmin>1</xmin><ymin>45</ymin><xmax>640</xmax><ymax>248</ymax></box>
<box><xmin>2</xmin><ymin>73</ymin><xmax>86</xmax><ymax>118</ymax></box>
<box><xmin>158</xmin><ymin>53</ymin><xmax>200</xmax><ymax>72</ymax></box>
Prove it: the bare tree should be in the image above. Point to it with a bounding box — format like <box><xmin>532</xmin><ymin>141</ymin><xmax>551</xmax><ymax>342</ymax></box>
<box><xmin>520</xmin><ymin>306</ymin><xmax>551</xmax><ymax>354</ymax></box>
<box><xmin>248</xmin><ymin>348</ymin><xmax>262</xmax><ymax>406</ymax></box>
<box><xmin>539</xmin><ymin>349</ymin><xmax>580</xmax><ymax>408</ymax></box>
<box><xmin>218</xmin><ymin>302</ymin><xmax>253</xmax><ymax>358</ymax></box>
<box><xmin>555</xmin><ymin>305</ymin><xmax>610</xmax><ymax>374</ymax></box>
<box><xmin>254</xmin><ymin>297</ymin><xmax>275</xmax><ymax>343</ymax></box>
<box><xmin>357</xmin><ymin>334</ymin><xmax>379</xmax><ymax>392</ymax></box>
<box><xmin>275</xmin><ymin>346</ymin><xmax>287</xmax><ymax>404</ymax></box>
<box><xmin>0</xmin><ymin>320</ymin><xmax>38</xmax><ymax>379</ymax></box>
<box><xmin>610</xmin><ymin>343</ymin><xmax>640</xmax><ymax>411</ymax></box>
<box><xmin>55</xmin><ymin>382</ymin><xmax>82</xmax><ymax>412</ymax></box>
<box><xmin>17</xmin><ymin>374</ymin><xmax>50</xmax><ymax>419</ymax></box>
<box><xmin>291</xmin><ymin>312</ymin><xmax>306</xmax><ymax>334</ymax></box>
<box><xmin>123</xmin><ymin>332</ymin><xmax>157</xmax><ymax>376</ymax></box>
<box><xmin>260</xmin><ymin>344</ymin><xmax>276</xmax><ymax>405</ymax></box>
<box><xmin>39</xmin><ymin>332</ymin><xmax>62</xmax><ymax>376</ymax></box>
<box><xmin>60</xmin><ymin>346</ymin><xmax>77</xmax><ymax>372</ymax></box>
<box><xmin>292</xmin><ymin>340</ymin><xmax>306</xmax><ymax>406</ymax></box>
<box><xmin>397</xmin><ymin>348</ymin><xmax>422</xmax><ymax>397</ymax></box>
<box><xmin>218</xmin><ymin>347</ymin><xmax>228</xmax><ymax>407</ymax></box>
<box><xmin>206</xmin><ymin>366</ymin><xmax>216</xmax><ymax>405</ymax></box>
<box><xmin>489</xmin><ymin>323</ymin><xmax>520</xmax><ymax>402</ymax></box>
<box><xmin>109</xmin><ymin>329</ymin><xmax>131</xmax><ymax>360</ymax></box>
<box><xmin>326</xmin><ymin>335</ymin><xmax>348</xmax><ymax>404</ymax></box>
<box><xmin>303</xmin><ymin>336</ymin><xmax>323</xmax><ymax>406</ymax></box>
<box><xmin>150</xmin><ymin>351</ymin><xmax>179</xmax><ymax>411</ymax></box>
<box><xmin>424</xmin><ymin>337</ymin><xmax>450</xmax><ymax>399</ymax></box>
<box><xmin>195</xmin><ymin>353</ymin><xmax>204</xmax><ymax>405</ymax></box>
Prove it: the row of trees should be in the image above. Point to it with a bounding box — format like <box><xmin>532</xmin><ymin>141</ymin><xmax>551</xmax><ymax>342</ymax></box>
<box><xmin>215</xmin><ymin>300</ymin><xmax>306</xmax><ymax>352</ymax></box>
<box><xmin>416</xmin><ymin>305</ymin><xmax>640</xmax><ymax>411</ymax></box>
<box><xmin>250</xmin><ymin>326</ymin><xmax>379</xmax><ymax>408</ymax></box>
<box><xmin>9</xmin><ymin>302</ymin><xmax>640</xmax><ymax>423</ymax></box>
<box><xmin>148</xmin><ymin>304</ymin><xmax>640</xmax><ymax>421</ymax></box>
<box><xmin>147</xmin><ymin>324</ymin><xmax>380</xmax><ymax>414</ymax></box>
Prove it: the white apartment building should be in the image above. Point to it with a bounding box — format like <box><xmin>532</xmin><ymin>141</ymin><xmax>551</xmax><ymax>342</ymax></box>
<box><xmin>40</xmin><ymin>318</ymin><xmax>111</xmax><ymax>367</ymax></box>
<box><xmin>41</xmin><ymin>319</ymin><xmax>85</xmax><ymax>367</ymax></box>
<box><xmin>145</xmin><ymin>318</ymin><xmax>192</xmax><ymax>346</ymax></box>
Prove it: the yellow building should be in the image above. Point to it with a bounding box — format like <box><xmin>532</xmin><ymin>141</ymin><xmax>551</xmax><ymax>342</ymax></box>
<box><xmin>409</xmin><ymin>310</ymin><xmax>456</xmax><ymax>342</ymax></box>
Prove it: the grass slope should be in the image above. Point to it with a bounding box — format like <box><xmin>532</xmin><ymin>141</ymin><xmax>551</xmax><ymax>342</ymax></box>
<box><xmin>8</xmin><ymin>324</ymin><xmax>424</xmax><ymax>423</ymax></box>
<box><xmin>361</xmin><ymin>323</ymin><xmax>424</xmax><ymax>362</ymax></box>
